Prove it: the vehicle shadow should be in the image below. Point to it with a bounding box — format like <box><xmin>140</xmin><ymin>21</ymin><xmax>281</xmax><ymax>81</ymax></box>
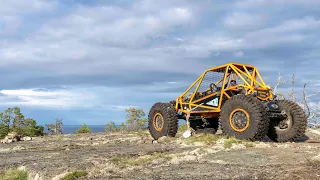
<box><xmin>260</xmin><ymin>135</ymin><xmax>310</xmax><ymax>143</ymax></box>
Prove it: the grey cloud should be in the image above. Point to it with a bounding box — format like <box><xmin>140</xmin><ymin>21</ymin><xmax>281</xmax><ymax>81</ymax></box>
<box><xmin>224</xmin><ymin>12</ymin><xmax>268</xmax><ymax>30</ymax></box>
<box><xmin>0</xmin><ymin>0</ymin><xmax>318</xmax><ymax>108</ymax></box>
<box><xmin>0</xmin><ymin>16</ymin><xmax>21</xmax><ymax>35</ymax></box>
<box><xmin>0</xmin><ymin>65</ymin><xmax>196</xmax><ymax>89</ymax></box>
<box><xmin>0</xmin><ymin>0</ymin><xmax>57</xmax><ymax>15</ymax></box>
<box><xmin>236</xmin><ymin>0</ymin><xmax>320</xmax><ymax>8</ymax></box>
<box><xmin>33</xmin><ymin>2</ymin><xmax>195</xmax><ymax>49</ymax></box>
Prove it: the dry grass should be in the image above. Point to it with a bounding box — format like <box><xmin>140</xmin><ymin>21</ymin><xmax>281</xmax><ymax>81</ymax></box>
<box><xmin>135</xmin><ymin>130</ymin><xmax>150</xmax><ymax>136</ymax></box>
<box><xmin>243</xmin><ymin>142</ymin><xmax>255</xmax><ymax>148</ymax></box>
<box><xmin>306</xmin><ymin>156</ymin><xmax>320</xmax><ymax>170</ymax></box>
<box><xmin>178</xmin><ymin>123</ymin><xmax>187</xmax><ymax>132</ymax></box>
<box><xmin>62</xmin><ymin>171</ymin><xmax>88</xmax><ymax>180</ymax></box>
<box><xmin>184</xmin><ymin>134</ymin><xmax>221</xmax><ymax>145</ymax></box>
<box><xmin>1</xmin><ymin>168</ymin><xmax>28</xmax><ymax>180</ymax></box>
<box><xmin>182</xmin><ymin>133</ymin><xmax>255</xmax><ymax>149</ymax></box>
<box><xmin>56</xmin><ymin>135</ymin><xmax>63</xmax><ymax>140</ymax></box>
<box><xmin>223</xmin><ymin>137</ymin><xmax>252</xmax><ymax>149</ymax></box>
<box><xmin>27</xmin><ymin>146</ymin><xmax>48</xmax><ymax>150</ymax></box>
<box><xmin>108</xmin><ymin>152</ymin><xmax>172</xmax><ymax>168</ymax></box>
<box><xmin>171</xmin><ymin>153</ymin><xmax>185</xmax><ymax>158</ymax></box>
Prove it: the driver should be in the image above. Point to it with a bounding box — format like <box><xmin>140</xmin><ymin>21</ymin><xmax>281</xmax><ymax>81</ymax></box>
<box><xmin>209</xmin><ymin>83</ymin><xmax>217</xmax><ymax>93</ymax></box>
<box><xmin>230</xmin><ymin>79</ymin><xmax>237</xmax><ymax>86</ymax></box>
<box><xmin>227</xmin><ymin>73</ymin><xmax>238</xmax><ymax>87</ymax></box>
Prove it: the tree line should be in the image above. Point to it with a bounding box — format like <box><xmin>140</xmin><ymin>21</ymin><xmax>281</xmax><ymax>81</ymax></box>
<box><xmin>104</xmin><ymin>107</ymin><xmax>147</xmax><ymax>132</ymax></box>
<box><xmin>0</xmin><ymin>106</ymin><xmax>44</xmax><ymax>139</ymax></box>
<box><xmin>74</xmin><ymin>107</ymin><xmax>148</xmax><ymax>134</ymax></box>
<box><xmin>0</xmin><ymin>106</ymin><xmax>148</xmax><ymax>138</ymax></box>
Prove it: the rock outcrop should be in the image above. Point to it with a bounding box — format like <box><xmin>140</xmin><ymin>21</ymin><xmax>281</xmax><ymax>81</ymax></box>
<box><xmin>1</xmin><ymin>132</ymin><xmax>32</xmax><ymax>143</ymax></box>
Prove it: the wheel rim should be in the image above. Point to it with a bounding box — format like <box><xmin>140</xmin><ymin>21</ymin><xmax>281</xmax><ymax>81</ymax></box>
<box><xmin>229</xmin><ymin>108</ymin><xmax>250</xmax><ymax>132</ymax></box>
<box><xmin>153</xmin><ymin>113</ymin><xmax>164</xmax><ymax>132</ymax></box>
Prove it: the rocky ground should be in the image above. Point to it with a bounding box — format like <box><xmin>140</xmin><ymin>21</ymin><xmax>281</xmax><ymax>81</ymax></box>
<box><xmin>0</xmin><ymin>129</ymin><xmax>320</xmax><ymax>180</ymax></box>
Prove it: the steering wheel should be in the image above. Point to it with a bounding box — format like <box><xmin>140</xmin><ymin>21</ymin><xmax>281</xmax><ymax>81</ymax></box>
<box><xmin>209</xmin><ymin>83</ymin><xmax>218</xmax><ymax>93</ymax></box>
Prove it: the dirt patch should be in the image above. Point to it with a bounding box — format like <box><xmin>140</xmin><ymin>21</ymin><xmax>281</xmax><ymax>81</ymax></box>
<box><xmin>0</xmin><ymin>130</ymin><xmax>320</xmax><ymax>179</ymax></box>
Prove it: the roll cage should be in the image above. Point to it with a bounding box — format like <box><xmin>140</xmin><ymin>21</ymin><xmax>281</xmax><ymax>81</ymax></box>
<box><xmin>175</xmin><ymin>62</ymin><xmax>273</xmax><ymax>115</ymax></box>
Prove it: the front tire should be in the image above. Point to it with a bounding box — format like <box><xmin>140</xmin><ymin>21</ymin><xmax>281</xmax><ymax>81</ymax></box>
<box><xmin>148</xmin><ymin>102</ymin><xmax>178</xmax><ymax>140</ymax></box>
<box><xmin>219</xmin><ymin>95</ymin><xmax>270</xmax><ymax>141</ymax></box>
<box><xmin>267</xmin><ymin>100</ymin><xmax>307</xmax><ymax>142</ymax></box>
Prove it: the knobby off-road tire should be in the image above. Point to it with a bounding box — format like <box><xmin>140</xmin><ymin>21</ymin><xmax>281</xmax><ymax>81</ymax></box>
<box><xmin>219</xmin><ymin>95</ymin><xmax>270</xmax><ymax>141</ymax></box>
<box><xmin>148</xmin><ymin>102</ymin><xmax>178</xmax><ymax>140</ymax></box>
<box><xmin>267</xmin><ymin>100</ymin><xmax>307</xmax><ymax>142</ymax></box>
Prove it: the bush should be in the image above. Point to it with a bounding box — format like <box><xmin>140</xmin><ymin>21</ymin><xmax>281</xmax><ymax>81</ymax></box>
<box><xmin>105</xmin><ymin>121</ymin><xmax>117</xmax><ymax>132</ymax></box>
<box><xmin>45</xmin><ymin>118</ymin><xmax>63</xmax><ymax>135</ymax></box>
<box><xmin>118</xmin><ymin>122</ymin><xmax>127</xmax><ymax>132</ymax></box>
<box><xmin>125</xmin><ymin>107</ymin><xmax>147</xmax><ymax>131</ymax></box>
<box><xmin>11</xmin><ymin>118</ymin><xmax>44</xmax><ymax>137</ymax></box>
<box><xmin>74</xmin><ymin>124</ymin><xmax>91</xmax><ymax>134</ymax></box>
<box><xmin>103</xmin><ymin>108</ymin><xmax>148</xmax><ymax>133</ymax></box>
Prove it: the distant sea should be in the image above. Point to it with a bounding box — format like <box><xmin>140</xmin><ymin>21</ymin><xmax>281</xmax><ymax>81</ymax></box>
<box><xmin>43</xmin><ymin>125</ymin><xmax>107</xmax><ymax>134</ymax></box>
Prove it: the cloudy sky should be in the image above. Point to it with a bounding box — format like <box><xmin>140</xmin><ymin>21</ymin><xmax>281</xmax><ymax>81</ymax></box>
<box><xmin>0</xmin><ymin>0</ymin><xmax>319</xmax><ymax>125</ymax></box>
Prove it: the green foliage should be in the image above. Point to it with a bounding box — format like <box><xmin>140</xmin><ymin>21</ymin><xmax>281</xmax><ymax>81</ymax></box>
<box><xmin>0</xmin><ymin>107</ymin><xmax>17</xmax><ymax>139</ymax></box>
<box><xmin>0</xmin><ymin>123</ymin><xmax>9</xmax><ymax>139</ymax></box>
<box><xmin>125</xmin><ymin>107</ymin><xmax>147</xmax><ymax>131</ymax></box>
<box><xmin>1</xmin><ymin>168</ymin><xmax>28</xmax><ymax>180</ymax></box>
<box><xmin>0</xmin><ymin>106</ymin><xmax>44</xmax><ymax>139</ymax></box>
<box><xmin>45</xmin><ymin>118</ymin><xmax>63</xmax><ymax>135</ymax></box>
<box><xmin>118</xmin><ymin>122</ymin><xmax>127</xmax><ymax>131</ymax></box>
<box><xmin>103</xmin><ymin>108</ymin><xmax>148</xmax><ymax>133</ymax></box>
<box><xmin>105</xmin><ymin>121</ymin><xmax>117</xmax><ymax>132</ymax></box>
<box><xmin>62</xmin><ymin>171</ymin><xmax>88</xmax><ymax>180</ymax></box>
<box><xmin>74</xmin><ymin>124</ymin><xmax>91</xmax><ymax>134</ymax></box>
<box><xmin>11</xmin><ymin>118</ymin><xmax>44</xmax><ymax>137</ymax></box>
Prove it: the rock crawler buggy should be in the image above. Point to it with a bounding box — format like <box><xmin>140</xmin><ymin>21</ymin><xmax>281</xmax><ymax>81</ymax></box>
<box><xmin>148</xmin><ymin>62</ymin><xmax>307</xmax><ymax>142</ymax></box>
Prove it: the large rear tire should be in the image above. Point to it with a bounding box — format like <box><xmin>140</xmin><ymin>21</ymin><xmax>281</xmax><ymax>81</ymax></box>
<box><xmin>219</xmin><ymin>95</ymin><xmax>270</xmax><ymax>141</ymax></box>
<box><xmin>267</xmin><ymin>100</ymin><xmax>307</xmax><ymax>142</ymax></box>
<box><xmin>148</xmin><ymin>102</ymin><xmax>178</xmax><ymax>140</ymax></box>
